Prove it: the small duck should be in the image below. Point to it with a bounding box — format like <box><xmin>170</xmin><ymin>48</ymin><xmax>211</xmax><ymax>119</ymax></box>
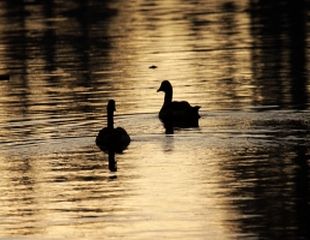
<box><xmin>96</xmin><ymin>100</ymin><xmax>130</xmax><ymax>153</ymax></box>
<box><xmin>157</xmin><ymin>80</ymin><xmax>200</xmax><ymax>128</ymax></box>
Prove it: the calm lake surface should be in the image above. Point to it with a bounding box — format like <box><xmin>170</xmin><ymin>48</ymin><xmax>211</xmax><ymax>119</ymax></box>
<box><xmin>0</xmin><ymin>0</ymin><xmax>309</xmax><ymax>239</ymax></box>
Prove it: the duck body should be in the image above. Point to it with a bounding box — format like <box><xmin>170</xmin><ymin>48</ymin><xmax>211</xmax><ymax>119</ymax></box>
<box><xmin>96</xmin><ymin>127</ymin><xmax>130</xmax><ymax>153</ymax></box>
<box><xmin>159</xmin><ymin>101</ymin><xmax>200</xmax><ymax>127</ymax></box>
<box><xmin>158</xmin><ymin>80</ymin><xmax>200</xmax><ymax>128</ymax></box>
<box><xmin>96</xmin><ymin>100</ymin><xmax>130</xmax><ymax>153</ymax></box>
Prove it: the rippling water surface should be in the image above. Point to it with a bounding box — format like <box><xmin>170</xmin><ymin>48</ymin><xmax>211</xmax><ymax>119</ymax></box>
<box><xmin>0</xmin><ymin>0</ymin><xmax>309</xmax><ymax>239</ymax></box>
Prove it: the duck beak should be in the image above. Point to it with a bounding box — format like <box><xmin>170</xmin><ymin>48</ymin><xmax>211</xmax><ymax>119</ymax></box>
<box><xmin>157</xmin><ymin>87</ymin><xmax>162</xmax><ymax>92</ymax></box>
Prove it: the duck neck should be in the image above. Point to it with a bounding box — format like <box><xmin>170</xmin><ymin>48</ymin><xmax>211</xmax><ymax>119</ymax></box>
<box><xmin>107</xmin><ymin>110</ymin><xmax>114</xmax><ymax>129</ymax></box>
<box><xmin>164</xmin><ymin>88</ymin><xmax>173</xmax><ymax>105</ymax></box>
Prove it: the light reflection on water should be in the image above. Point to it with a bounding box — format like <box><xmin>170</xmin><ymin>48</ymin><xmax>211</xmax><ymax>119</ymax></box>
<box><xmin>0</xmin><ymin>0</ymin><xmax>309</xmax><ymax>239</ymax></box>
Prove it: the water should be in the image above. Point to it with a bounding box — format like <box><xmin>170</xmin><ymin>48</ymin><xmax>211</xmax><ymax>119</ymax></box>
<box><xmin>0</xmin><ymin>0</ymin><xmax>309</xmax><ymax>239</ymax></box>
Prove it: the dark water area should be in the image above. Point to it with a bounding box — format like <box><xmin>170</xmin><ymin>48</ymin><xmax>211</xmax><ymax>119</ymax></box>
<box><xmin>0</xmin><ymin>0</ymin><xmax>309</xmax><ymax>239</ymax></box>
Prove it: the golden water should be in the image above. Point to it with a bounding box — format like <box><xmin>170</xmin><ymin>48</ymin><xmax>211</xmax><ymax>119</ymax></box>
<box><xmin>0</xmin><ymin>1</ymin><xmax>309</xmax><ymax>239</ymax></box>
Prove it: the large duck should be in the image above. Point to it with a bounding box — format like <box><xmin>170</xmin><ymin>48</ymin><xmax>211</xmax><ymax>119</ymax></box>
<box><xmin>157</xmin><ymin>80</ymin><xmax>200</xmax><ymax>129</ymax></box>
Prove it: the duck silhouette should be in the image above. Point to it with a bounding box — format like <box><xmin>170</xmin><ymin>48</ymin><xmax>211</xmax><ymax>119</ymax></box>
<box><xmin>96</xmin><ymin>100</ymin><xmax>130</xmax><ymax>153</ymax></box>
<box><xmin>157</xmin><ymin>80</ymin><xmax>200</xmax><ymax>129</ymax></box>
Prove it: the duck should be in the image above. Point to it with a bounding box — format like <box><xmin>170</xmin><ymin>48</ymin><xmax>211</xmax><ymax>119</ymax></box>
<box><xmin>157</xmin><ymin>80</ymin><xmax>200</xmax><ymax>128</ymax></box>
<box><xmin>96</xmin><ymin>100</ymin><xmax>130</xmax><ymax>153</ymax></box>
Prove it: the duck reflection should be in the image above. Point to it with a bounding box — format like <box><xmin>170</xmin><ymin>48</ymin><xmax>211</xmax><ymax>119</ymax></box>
<box><xmin>96</xmin><ymin>100</ymin><xmax>130</xmax><ymax>171</ymax></box>
<box><xmin>157</xmin><ymin>80</ymin><xmax>200</xmax><ymax>133</ymax></box>
<box><xmin>107</xmin><ymin>150</ymin><xmax>117</xmax><ymax>172</ymax></box>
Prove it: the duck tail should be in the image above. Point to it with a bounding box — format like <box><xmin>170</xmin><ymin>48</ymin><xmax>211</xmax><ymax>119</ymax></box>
<box><xmin>193</xmin><ymin>106</ymin><xmax>201</xmax><ymax>118</ymax></box>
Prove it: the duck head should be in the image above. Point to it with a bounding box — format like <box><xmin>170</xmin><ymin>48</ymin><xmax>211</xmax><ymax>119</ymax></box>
<box><xmin>107</xmin><ymin>99</ymin><xmax>116</xmax><ymax>112</ymax></box>
<box><xmin>157</xmin><ymin>80</ymin><xmax>172</xmax><ymax>93</ymax></box>
<box><xmin>157</xmin><ymin>80</ymin><xmax>173</xmax><ymax>104</ymax></box>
